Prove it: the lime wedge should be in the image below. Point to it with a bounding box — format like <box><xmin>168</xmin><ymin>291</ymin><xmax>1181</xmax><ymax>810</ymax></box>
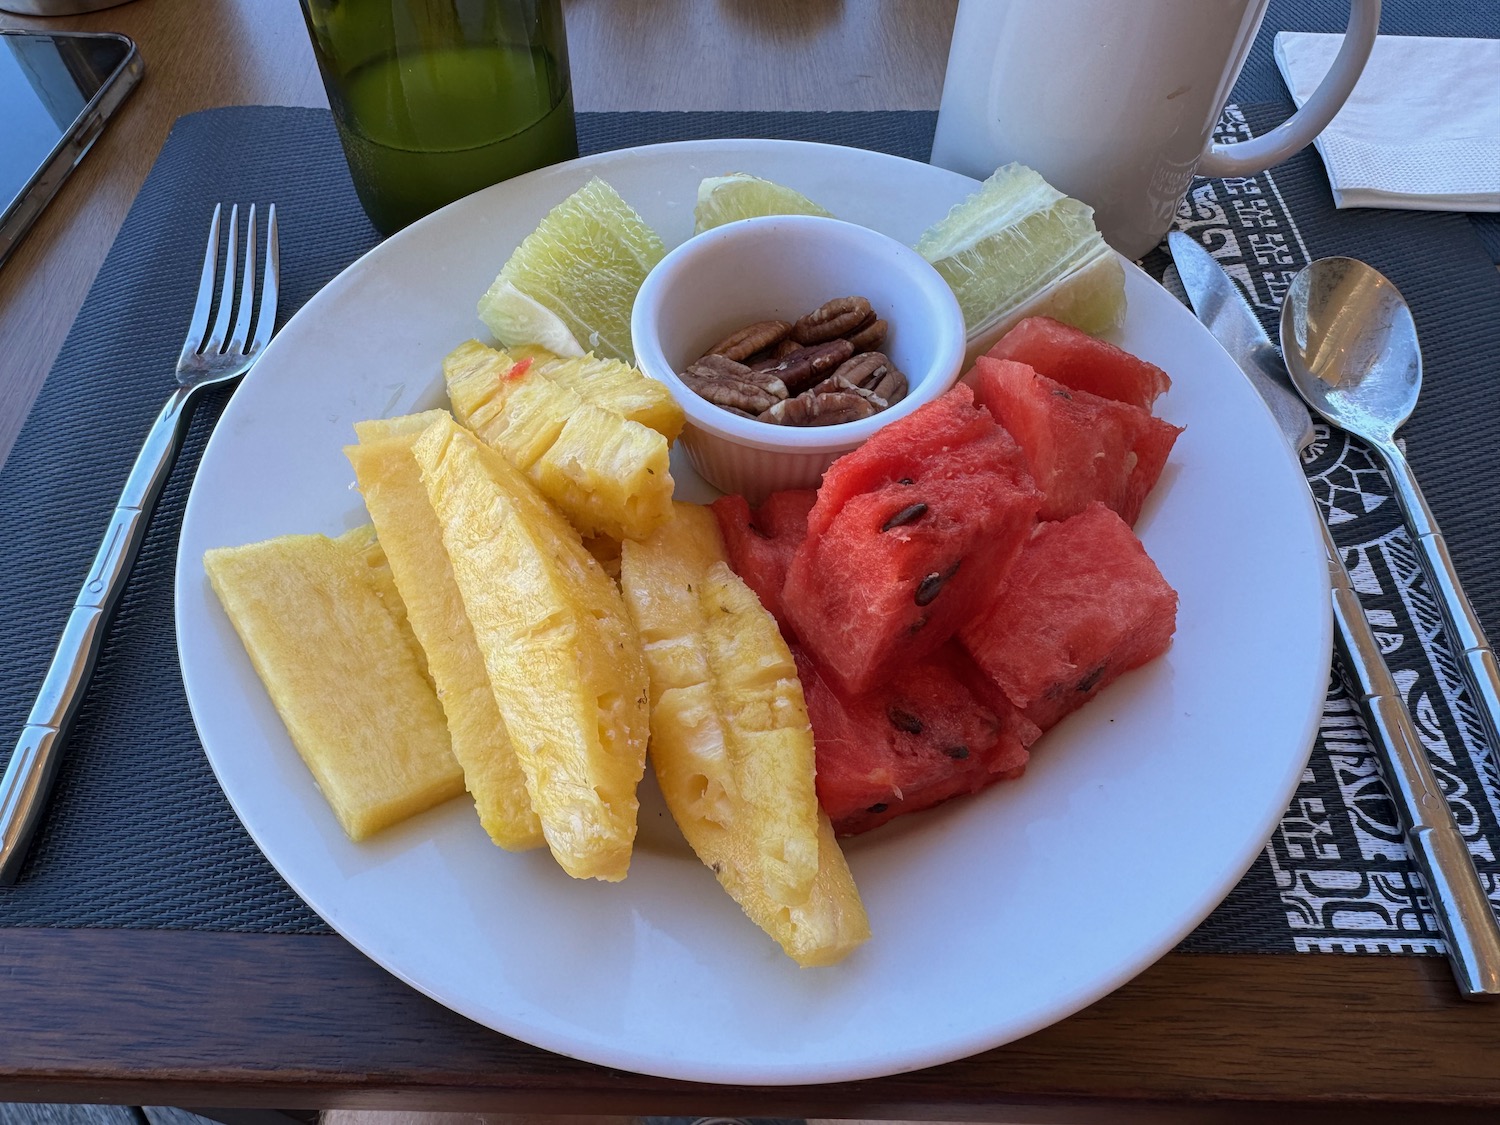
<box><xmin>915</xmin><ymin>164</ymin><xmax>1125</xmax><ymax>353</ymax></box>
<box><xmin>693</xmin><ymin>173</ymin><xmax>834</xmax><ymax>234</ymax></box>
<box><xmin>478</xmin><ymin>177</ymin><xmax>665</xmax><ymax>364</ymax></box>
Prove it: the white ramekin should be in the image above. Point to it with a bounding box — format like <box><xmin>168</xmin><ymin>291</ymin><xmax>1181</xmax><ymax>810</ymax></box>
<box><xmin>631</xmin><ymin>215</ymin><xmax>966</xmax><ymax>501</ymax></box>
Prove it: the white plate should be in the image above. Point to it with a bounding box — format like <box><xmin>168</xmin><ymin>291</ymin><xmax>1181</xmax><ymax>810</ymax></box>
<box><xmin>175</xmin><ymin>140</ymin><xmax>1331</xmax><ymax>1086</ymax></box>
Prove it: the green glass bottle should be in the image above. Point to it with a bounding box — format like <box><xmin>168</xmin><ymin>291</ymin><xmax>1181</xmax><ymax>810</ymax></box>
<box><xmin>300</xmin><ymin>0</ymin><xmax>577</xmax><ymax>235</ymax></box>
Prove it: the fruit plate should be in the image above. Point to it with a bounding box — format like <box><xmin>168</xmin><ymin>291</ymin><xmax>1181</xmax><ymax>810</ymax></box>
<box><xmin>174</xmin><ymin>139</ymin><xmax>1331</xmax><ymax>1086</ymax></box>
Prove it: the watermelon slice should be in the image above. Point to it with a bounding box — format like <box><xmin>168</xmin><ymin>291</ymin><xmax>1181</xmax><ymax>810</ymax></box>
<box><xmin>796</xmin><ymin>642</ymin><xmax>1038</xmax><ymax>835</ymax></box>
<box><xmin>972</xmin><ymin>356</ymin><xmax>1182</xmax><ymax>525</ymax></box>
<box><xmin>784</xmin><ymin>384</ymin><xmax>1042</xmax><ymax>695</ymax></box>
<box><xmin>960</xmin><ymin>502</ymin><xmax>1178</xmax><ymax>732</ymax></box>
<box><xmin>711</xmin><ymin>489</ymin><xmax>816</xmax><ymax>638</ymax></box>
<box><xmin>984</xmin><ymin>316</ymin><xmax>1171</xmax><ymax>410</ymax></box>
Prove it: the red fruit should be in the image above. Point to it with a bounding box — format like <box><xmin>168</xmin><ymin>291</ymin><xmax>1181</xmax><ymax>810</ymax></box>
<box><xmin>784</xmin><ymin>385</ymin><xmax>1041</xmax><ymax>695</ymax></box>
<box><xmin>972</xmin><ymin>356</ymin><xmax>1182</xmax><ymax>525</ymax></box>
<box><xmin>985</xmin><ymin>316</ymin><xmax>1171</xmax><ymax>410</ymax></box>
<box><xmin>960</xmin><ymin>502</ymin><xmax>1178</xmax><ymax>732</ymax></box>
<box><xmin>797</xmin><ymin>642</ymin><xmax>1039</xmax><ymax>835</ymax></box>
<box><xmin>710</xmin><ymin>489</ymin><xmax>816</xmax><ymax>637</ymax></box>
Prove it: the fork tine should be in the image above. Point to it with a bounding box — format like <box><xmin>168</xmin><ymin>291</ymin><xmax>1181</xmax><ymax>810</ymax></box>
<box><xmin>228</xmin><ymin>205</ymin><xmax>258</xmax><ymax>354</ymax></box>
<box><xmin>204</xmin><ymin>203</ymin><xmax>239</xmax><ymax>355</ymax></box>
<box><xmin>249</xmin><ymin>204</ymin><xmax>280</xmax><ymax>355</ymax></box>
<box><xmin>180</xmin><ymin>204</ymin><xmax>222</xmax><ymax>360</ymax></box>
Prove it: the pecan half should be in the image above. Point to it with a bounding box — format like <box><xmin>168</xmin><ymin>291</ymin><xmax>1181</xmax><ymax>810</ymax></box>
<box><xmin>706</xmin><ymin>319</ymin><xmax>792</xmax><ymax>363</ymax></box>
<box><xmin>824</xmin><ymin>351</ymin><xmax>908</xmax><ymax>406</ymax></box>
<box><xmin>760</xmin><ymin>389</ymin><xmax>877</xmax><ymax>427</ymax></box>
<box><xmin>750</xmin><ymin>338</ymin><xmax>855</xmax><ymax>395</ymax></box>
<box><xmin>680</xmin><ymin>354</ymin><xmax>782</xmax><ymax>414</ymax></box>
<box><xmin>845</xmin><ymin>316</ymin><xmax>887</xmax><ymax>352</ymax></box>
<box><xmin>791</xmin><ymin>296</ymin><xmax>873</xmax><ymax>345</ymax></box>
<box><xmin>808</xmin><ymin>373</ymin><xmax>889</xmax><ymax>410</ymax></box>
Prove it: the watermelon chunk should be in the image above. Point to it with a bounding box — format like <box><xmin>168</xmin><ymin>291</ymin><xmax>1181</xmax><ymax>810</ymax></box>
<box><xmin>972</xmin><ymin>357</ymin><xmax>1182</xmax><ymax>525</ymax></box>
<box><xmin>797</xmin><ymin>642</ymin><xmax>1039</xmax><ymax>835</ymax></box>
<box><xmin>784</xmin><ymin>385</ymin><xmax>1042</xmax><ymax>695</ymax></box>
<box><xmin>711</xmin><ymin>489</ymin><xmax>816</xmax><ymax>637</ymax></box>
<box><xmin>984</xmin><ymin>316</ymin><xmax>1171</xmax><ymax>410</ymax></box>
<box><xmin>960</xmin><ymin>502</ymin><xmax>1178</xmax><ymax>732</ymax></box>
<box><xmin>803</xmin><ymin>381</ymin><xmax>1001</xmax><ymax>540</ymax></box>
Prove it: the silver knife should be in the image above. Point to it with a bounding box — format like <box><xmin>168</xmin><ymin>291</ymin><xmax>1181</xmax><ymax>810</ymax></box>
<box><xmin>1168</xmin><ymin>231</ymin><xmax>1500</xmax><ymax>999</ymax></box>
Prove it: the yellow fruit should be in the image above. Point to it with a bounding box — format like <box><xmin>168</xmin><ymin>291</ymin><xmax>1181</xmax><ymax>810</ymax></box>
<box><xmin>914</xmin><ymin>162</ymin><xmax>1126</xmax><ymax>357</ymax></box>
<box><xmin>347</xmin><ymin>413</ymin><xmax>544</xmax><ymax>852</ymax></box>
<box><xmin>620</xmin><ymin>503</ymin><xmax>870</xmax><ymax>965</ymax></box>
<box><xmin>204</xmin><ymin>531</ymin><xmax>464</xmax><ymax>842</ymax></box>
<box><xmin>477</xmin><ymin>176</ymin><xmax>665</xmax><ymax>363</ymax></box>
<box><xmin>335</xmin><ymin>523</ymin><xmax>432</xmax><ymax>688</ymax></box>
<box><xmin>513</xmin><ymin>345</ymin><xmax>685</xmax><ymax>443</ymax></box>
<box><xmin>443</xmin><ymin>339</ymin><xmax>674</xmax><ymax>541</ymax></box>
<box><xmin>693</xmin><ymin>172</ymin><xmax>835</xmax><ymax>234</ymax></box>
<box><xmin>413</xmin><ymin>414</ymin><xmax>649</xmax><ymax>882</ymax></box>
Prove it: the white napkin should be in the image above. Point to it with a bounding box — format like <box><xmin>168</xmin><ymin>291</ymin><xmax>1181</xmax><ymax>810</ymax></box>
<box><xmin>1273</xmin><ymin>32</ymin><xmax>1500</xmax><ymax>211</ymax></box>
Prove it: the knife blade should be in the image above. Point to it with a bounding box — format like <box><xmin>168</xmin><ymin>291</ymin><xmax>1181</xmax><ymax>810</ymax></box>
<box><xmin>1168</xmin><ymin>231</ymin><xmax>1500</xmax><ymax>999</ymax></box>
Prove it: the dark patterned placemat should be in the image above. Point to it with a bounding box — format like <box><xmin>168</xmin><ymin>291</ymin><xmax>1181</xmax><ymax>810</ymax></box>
<box><xmin>1</xmin><ymin>102</ymin><xmax>1497</xmax><ymax>956</ymax></box>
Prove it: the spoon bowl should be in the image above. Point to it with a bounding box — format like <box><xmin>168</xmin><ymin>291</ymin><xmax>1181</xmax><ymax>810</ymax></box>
<box><xmin>1279</xmin><ymin>256</ymin><xmax>1421</xmax><ymax>444</ymax></box>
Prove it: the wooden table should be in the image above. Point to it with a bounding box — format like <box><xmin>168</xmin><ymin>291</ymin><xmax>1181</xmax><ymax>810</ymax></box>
<box><xmin>1</xmin><ymin>2</ymin><xmax>1497</xmax><ymax>1121</ymax></box>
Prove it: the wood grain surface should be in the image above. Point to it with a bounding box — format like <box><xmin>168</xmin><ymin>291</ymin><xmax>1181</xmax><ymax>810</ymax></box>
<box><xmin>1</xmin><ymin>0</ymin><xmax>1498</xmax><ymax>1117</ymax></box>
<box><xmin>1</xmin><ymin>928</ymin><xmax>1498</xmax><ymax>1121</ymax></box>
<box><xmin>0</xmin><ymin>0</ymin><xmax>955</xmax><ymax>467</ymax></box>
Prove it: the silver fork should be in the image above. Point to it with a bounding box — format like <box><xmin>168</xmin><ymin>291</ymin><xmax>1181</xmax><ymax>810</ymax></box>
<box><xmin>0</xmin><ymin>203</ymin><xmax>280</xmax><ymax>885</ymax></box>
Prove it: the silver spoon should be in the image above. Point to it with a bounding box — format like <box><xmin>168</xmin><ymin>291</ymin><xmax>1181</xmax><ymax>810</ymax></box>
<box><xmin>1280</xmin><ymin>257</ymin><xmax>1500</xmax><ymax>804</ymax></box>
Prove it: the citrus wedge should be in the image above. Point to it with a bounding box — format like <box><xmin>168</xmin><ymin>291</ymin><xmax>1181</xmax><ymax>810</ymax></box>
<box><xmin>693</xmin><ymin>172</ymin><xmax>834</xmax><ymax>234</ymax></box>
<box><xmin>914</xmin><ymin>163</ymin><xmax>1126</xmax><ymax>357</ymax></box>
<box><xmin>478</xmin><ymin>177</ymin><xmax>665</xmax><ymax>364</ymax></box>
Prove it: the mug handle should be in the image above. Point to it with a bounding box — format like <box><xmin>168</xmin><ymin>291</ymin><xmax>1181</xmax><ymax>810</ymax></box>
<box><xmin>1197</xmin><ymin>0</ymin><xmax>1381</xmax><ymax>179</ymax></box>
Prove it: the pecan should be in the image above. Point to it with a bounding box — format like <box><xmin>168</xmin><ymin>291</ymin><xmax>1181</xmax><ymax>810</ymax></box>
<box><xmin>751</xmin><ymin>338</ymin><xmax>855</xmax><ymax>394</ymax></box>
<box><xmin>791</xmin><ymin>296</ymin><xmax>873</xmax><ymax>345</ymax></box>
<box><xmin>824</xmin><ymin>351</ymin><xmax>908</xmax><ymax>407</ymax></box>
<box><xmin>808</xmin><ymin>374</ymin><xmax>888</xmax><ymax>410</ymax></box>
<box><xmin>760</xmin><ymin>389</ymin><xmax>877</xmax><ymax>427</ymax></box>
<box><xmin>680</xmin><ymin>354</ymin><xmax>781</xmax><ymax>414</ymax></box>
<box><xmin>706</xmin><ymin>319</ymin><xmax>792</xmax><ymax>362</ymax></box>
<box><xmin>845</xmin><ymin>316</ymin><xmax>887</xmax><ymax>352</ymax></box>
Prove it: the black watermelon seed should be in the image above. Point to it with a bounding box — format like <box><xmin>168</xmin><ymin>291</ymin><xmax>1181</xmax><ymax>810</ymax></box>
<box><xmin>897</xmin><ymin>477</ymin><xmax>914</xmax><ymax>485</ymax></box>
<box><xmin>1052</xmin><ymin>387</ymin><xmax>1074</xmax><ymax>400</ymax></box>
<box><xmin>867</xmin><ymin>803</ymin><xmax>889</xmax><ymax>813</ymax></box>
<box><xmin>1076</xmin><ymin>663</ymin><xmax>1108</xmax><ymax>692</ymax></box>
<box><xmin>914</xmin><ymin>561</ymin><xmax>960</xmax><ymax>606</ymax></box>
<box><xmin>881</xmin><ymin>502</ymin><xmax>928</xmax><ymax>531</ymax></box>
<box><xmin>888</xmin><ymin>707</ymin><xmax>925</xmax><ymax>734</ymax></box>
<box><xmin>944</xmin><ymin>745</ymin><xmax>970</xmax><ymax>759</ymax></box>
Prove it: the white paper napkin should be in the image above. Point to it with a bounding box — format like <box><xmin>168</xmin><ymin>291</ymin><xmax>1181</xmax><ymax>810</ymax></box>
<box><xmin>1274</xmin><ymin>32</ymin><xmax>1500</xmax><ymax>211</ymax></box>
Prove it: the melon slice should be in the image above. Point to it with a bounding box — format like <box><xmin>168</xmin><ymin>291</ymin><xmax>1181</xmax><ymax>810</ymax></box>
<box><xmin>985</xmin><ymin>316</ymin><xmax>1171</xmax><ymax>410</ymax></box>
<box><xmin>972</xmin><ymin>357</ymin><xmax>1182</xmax><ymax>525</ymax></box>
<box><xmin>959</xmin><ymin>502</ymin><xmax>1178</xmax><ymax>732</ymax></box>
<box><xmin>710</xmin><ymin>488</ymin><xmax>817</xmax><ymax>639</ymax></box>
<box><xmin>784</xmin><ymin>384</ymin><xmax>1042</xmax><ymax>695</ymax></box>
<box><xmin>797</xmin><ymin>642</ymin><xmax>1038</xmax><ymax>836</ymax></box>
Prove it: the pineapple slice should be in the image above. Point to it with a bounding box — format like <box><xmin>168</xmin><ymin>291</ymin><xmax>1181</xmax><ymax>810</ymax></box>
<box><xmin>515</xmin><ymin>346</ymin><xmax>686</xmax><ymax>443</ymax></box>
<box><xmin>443</xmin><ymin>339</ymin><xmax>674</xmax><ymax>541</ymax></box>
<box><xmin>204</xmin><ymin>531</ymin><xmax>464</xmax><ymax>842</ymax></box>
<box><xmin>336</xmin><ymin>523</ymin><xmax>432</xmax><ymax>687</ymax></box>
<box><xmin>412</xmin><ymin>413</ymin><xmax>649</xmax><ymax>881</ymax></box>
<box><xmin>620</xmin><ymin>503</ymin><xmax>870</xmax><ymax>965</ymax></box>
<box><xmin>347</xmin><ymin>413</ymin><xmax>544</xmax><ymax>852</ymax></box>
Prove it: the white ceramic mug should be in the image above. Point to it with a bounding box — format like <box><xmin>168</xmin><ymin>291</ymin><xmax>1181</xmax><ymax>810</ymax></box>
<box><xmin>930</xmin><ymin>0</ymin><xmax>1381</xmax><ymax>260</ymax></box>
